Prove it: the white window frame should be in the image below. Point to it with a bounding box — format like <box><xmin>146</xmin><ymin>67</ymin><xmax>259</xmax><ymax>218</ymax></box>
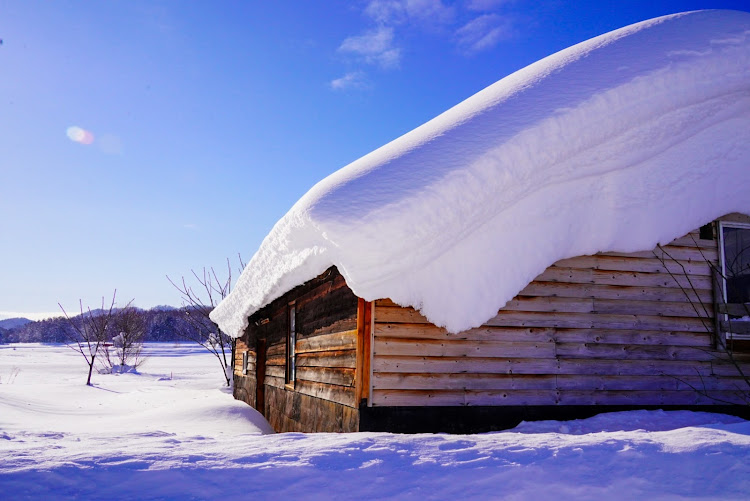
<box><xmin>242</xmin><ymin>351</ymin><xmax>249</xmax><ymax>375</ymax></box>
<box><xmin>718</xmin><ymin>220</ymin><xmax>750</xmax><ymax>340</ymax></box>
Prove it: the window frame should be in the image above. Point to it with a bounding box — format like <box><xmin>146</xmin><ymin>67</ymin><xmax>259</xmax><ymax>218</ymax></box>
<box><xmin>242</xmin><ymin>350</ymin><xmax>249</xmax><ymax>375</ymax></box>
<box><xmin>718</xmin><ymin>220</ymin><xmax>750</xmax><ymax>341</ymax></box>
<box><xmin>285</xmin><ymin>302</ymin><xmax>296</xmax><ymax>386</ymax></box>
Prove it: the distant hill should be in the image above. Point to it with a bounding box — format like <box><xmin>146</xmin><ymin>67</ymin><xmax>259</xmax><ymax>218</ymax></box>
<box><xmin>0</xmin><ymin>317</ymin><xmax>32</xmax><ymax>330</ymax></box>
<box><xmin>0</xmin><ymin>307</ymin><xmax>208</xmax><ymax>344</ymax></box>
<box><xmin>151</xmin><ymin>305</ymin><xmax>177</xmax><ymax>312</ymax></box>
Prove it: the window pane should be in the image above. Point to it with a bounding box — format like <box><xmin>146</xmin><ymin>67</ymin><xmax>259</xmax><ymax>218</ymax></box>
<box><xmin>723</xmin><ymin>226</ymin><xmax>750</xmax><ymax>306</ymax></box>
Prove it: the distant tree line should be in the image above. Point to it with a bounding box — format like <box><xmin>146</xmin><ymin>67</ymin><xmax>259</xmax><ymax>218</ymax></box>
<box><xmin>0</xmin><ymin>308</ymin><xmax>211</xmax><ymax>344</ymax></box>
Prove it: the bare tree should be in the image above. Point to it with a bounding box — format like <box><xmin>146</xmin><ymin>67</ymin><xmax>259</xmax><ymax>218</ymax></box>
<box><xmin>101</xmin><ymin>306</ymin><xmax>147</xmax><ymax>373</ymax></box>
<box><xmin>59</xmin><ymin>291</ymin><xmax>120</xmax><ymax>386</ymax></box>
<box><xmin>167</xmin><ymin>255</ymin><xmax>244</xmax><ymax>387</ymax></box>
<box><xmin>653</xmin><ymin>240</ymin><xmax>750</xmax><ymax>405</ymax></box>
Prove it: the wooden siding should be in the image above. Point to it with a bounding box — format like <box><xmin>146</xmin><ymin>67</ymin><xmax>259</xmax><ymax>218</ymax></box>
<box><xmin>233</xmin><ymin>337</ymin><xmax>256</xmax><ymax>409</ymax></box>
<box><xmin>371</xmin><ymin>231</ymin><xmax>750</xmax><ymax>407</ymax></box>
<box><xmin>235</xmin><ymin>267</ymin><xmax>360</xmax><ymax>432</ymax></box>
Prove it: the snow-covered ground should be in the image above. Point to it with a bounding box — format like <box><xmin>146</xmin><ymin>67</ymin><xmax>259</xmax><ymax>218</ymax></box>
<box><xmin>1</xmin><ymin>344</ymin><xmax>749</xmax><ymax>500</ymax></box>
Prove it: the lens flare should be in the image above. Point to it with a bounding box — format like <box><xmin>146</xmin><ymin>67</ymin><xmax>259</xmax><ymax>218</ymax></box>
<box><xmin>66</xmin><ymin>126</ymin><xmax>94</xmax><ymax>145</ymax></box>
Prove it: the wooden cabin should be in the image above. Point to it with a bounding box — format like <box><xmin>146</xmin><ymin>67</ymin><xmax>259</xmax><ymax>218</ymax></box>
<box><xmin>232</xmin><ymin>216</ymin><xmax>750</xmax><ymax>433</ymax></box>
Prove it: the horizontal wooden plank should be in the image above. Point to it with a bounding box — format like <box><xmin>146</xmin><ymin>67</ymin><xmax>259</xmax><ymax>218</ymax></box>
<box><xmin>551</xmin><ymin>329</ymin><xmax>711</xmax><ymax>347</ymax></box>
<box><xmin>373</xmin><ymin>355</ymin><xmax>747</xmax><ymax>377</ymax></box>
<box><xmin>295</xmin><ymin>330</ymin><xmax>357</xmax><ymax>354</ymax></box>
<box><xmin>266</xmin><ymin>355</ymin><xmax>285</xmax><ymax>367</ymax></box>
<box><xmin>264</xmin><ymin>374</ymin><xmax>285</xmax><ymax>389</ymax></box>
<box><xmin>668</xmin><ymin>234</ymin><xmax>717</xmax><ymax>249</ymax></box>
<box><xmin>296</xmin><ymin>366</ymin><xmax>355</xmax><ymax>387</ymax></box>
<box><xmin>517</xmin><ymin>281</ymin><xmax>712</xmax><ymax>304</ymax></box>
<box><xmin>554</xmin><ymin>255</ymin><xmax>711</xmax><ymax>276</ymax></box>
<box><xmin>266</xmin><ymin>343</ymin><xmax>286</xmax><ymax>356</ymax></box>
<box><xmin>500</xmin><ymin>296</ymin><xmax>711</xmax><ymax>318</ymax></box>
<box><xmin>602</xmin><ymin>246</ymin><xmax>717</xmax><ymax>262</ymax></box>
<box><xmin>266</xmin><ymin>365</ymin><xmax>285</xmax><ymax>378</ymax></box>
<box><xmin>554</xmin><ymin>342</ymin><xmax>715</xmax><ymax>361</ymax></box>
<box><xmin>372</xmin><ymin>373</ymin><xmax>747</xmax><ymax>392</ymax></box>
<box><xmin>377</xmin><ymin>306</ymin><xmax>712</xmax><ymax>332</ymax></box>
<box><xmin>374</xmin><ymin>323</ymin><xmax>711</xmax><ymax>347</ymax></box>
<box><xmin>296</xmin><ymin>349</ymin><xmax>357</xmax><ymax>368</ymax></box>
<box><xmin>375</xmin><ymin>323</ymin><xmax>557</xmax><ymax>342</ymax></box>
<box><xmin>537</xmin><ymin>267</ymin><xmax>712</xmax><ymax>290</ymax></box>
<box><xmin>373</xmin><ymin>373</ymin><xmax>559</xmax><ymax>391</ymax></box>
<box><xmin>371</xmin><ymin>389</ymin><xmax>745</xmax><ymax>407</ymax></box>
<box><xmin>485</xmin><ymin>311</ymin><xmax>711</xmax><ymax>332</ymax></box>
<box><xmin>295</xmin><ymin>379</ymin><xmax>356</xmax><ymax>408</ymax></box>
<box><xmin>374</xmin><ymin>338</ymin><xmax>555</xmax><ymax>359</ymax></box>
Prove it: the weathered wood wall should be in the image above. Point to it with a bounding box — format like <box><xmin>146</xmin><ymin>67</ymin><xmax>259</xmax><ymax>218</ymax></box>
<box><xmin>234</xmin><ymin>267</ymin><xmax>360</xmax><ymax>432</ymax></box>
<box><xmin>371</xmin><ymin>230</ymin><xmax>750</xmax><ymax>408</ymax></box>
<box><xmin>233</xmin><ymin>337</ymin><xmax>256</xmax><ymax>408</ymax></box>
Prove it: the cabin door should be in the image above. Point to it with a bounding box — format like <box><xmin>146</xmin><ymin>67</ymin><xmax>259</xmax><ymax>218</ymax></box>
<box><xmin>255</xmin><ymin>338</ymin><xmax>266</xmax><ymax>417</ymax></box>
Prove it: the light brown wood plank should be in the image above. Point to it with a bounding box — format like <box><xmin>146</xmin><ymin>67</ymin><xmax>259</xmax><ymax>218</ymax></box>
<box><xmin>296</xmin><ymin>349</ymin><xmax>357</xmax><ymax>368</ymax></box>
<box><xmin>265</xmin><ymin>365</ymin><xmax>285</xmax><ymax>378</ymax></box>
<box><xmin>499</xmin><ymin>296</ymin><xmax>712</xmax><ymax>318</ymax></box>
<box><xmin>372</xmin><ymin>373</ymin><xmax>559</xmax><ymax>391</ymax></box>
<box><xmin>602</xmin><ymin>246</ymin><xmax>717</xmax><ymax>262</ymax></box>
<box><xmin>295</xmin><ymin>329</ymin><xmax>357</xmax><ymax>354</ymax></box>
<box><xmin>297</xmin><ymin>366</ymin><xmax>356</xmax><ymax>387</ymax></box>
<box><xmin>554</xmin><ymin>342</ymin><xmax>716</xmax><ymax>361</ymax></box>
<box><xmin>374</xmin><ymin>323</ymin><xmax>557</xmax><ymax>343</ymax></box>
<box><xmin>551</xmin><ymin>329</ymin><xmax>711</xmax><ymax>347</ymax></box>
<box><xmin>554</xmin><ymin>255</ymin><xmax>711</xmax><ymax>276</ymax></box>
<box><xmin>377</xmin><ymin>306</ymin><xmax>711</xmax><ymax>332</ymax></box>
<box><xmin>517</xmin><ymin>282</ymin><xmax>711</xmax><ymax>304</ymax></box>
<box><xmin>374</xmin><ymin>338</ymin><xmax>555</xmax><ymax>358</ymax></box>
<box><xmin>372</xmin><ymin>372</ymin><xmax>747</xmax><ymax>392</ymax></box>
<box><xmin>373</xmin><ymin>355</ymin><xmax>746</xmax><ymax>377</ymax></box>
<box><xmin>295</xmin><ymin>380</ymin><xmax>356</xmax><ymax>408</ymax></box>
<box><xmin>266</xmin><ymin>343</ymin><xmax>286</xmax><ymax>356</ymax></box>
<box><xmin>537</xmin><ymin>267</ymin><xmax>712</xmax><ymax>290</ymax></box>
<box><xmin>486</xmin><ymin>311</ymin><xmax>710</xmax><ymax>332</ymax></box>
<box><xmin>667</xmin><ymin>234</ymin><xmax>717</xmax><ymax>249</ymax></box>
<box><xmin>266</xmin><ymin>354</ymin><xmax>285</xmax><ymax>367</ymax></box>
<box><xmin>264</xmin><ymin>374</ymin><xmax>285</xmax><ymax>389</ymax></box>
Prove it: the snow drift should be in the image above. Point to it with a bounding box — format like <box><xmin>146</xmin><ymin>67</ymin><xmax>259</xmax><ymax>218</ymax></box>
<box><xmin>212</xmin><ymin>10</ymin><xmax>750</xmax><ymax>337</ymax></box>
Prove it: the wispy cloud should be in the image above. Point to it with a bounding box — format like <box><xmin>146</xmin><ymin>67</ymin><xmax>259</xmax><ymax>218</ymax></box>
<box><xmin>330</xmin><ymin>71</ymin><xmax>369</xmax><ymax>91</ymax></box>
<box><xmin>456</xmin><ymin>14</ymin><xmax>514</xmax><ymax>53</ymax></box>
<box><xmin>364</xmin><ymin>0</ymin><xmax>454</xmax><ymax>26</ymax></box>
<box><xmin>466</xmin><ymin>0</ymin><xmax>511</xmax><ymax>11</ymax></box>
<box><xmin>332</xmin><ymin>0</ymin><xmax>518</xmax><ymax>91</ymax></box>
<box><xmin>338</xmin><ymin>27</ymin><xmax>401</xmax><ymax>69</ymax></box>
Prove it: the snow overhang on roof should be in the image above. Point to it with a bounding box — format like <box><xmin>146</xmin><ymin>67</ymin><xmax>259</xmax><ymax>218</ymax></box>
<box><xmin>212</xmin><ymin>10</ymin><xmax>750</xmax><ymax>338</ymax></box>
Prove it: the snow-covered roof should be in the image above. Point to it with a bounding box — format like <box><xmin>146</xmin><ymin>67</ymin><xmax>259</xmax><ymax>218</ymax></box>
<box><xmin>212</xmin><ymin>10</ymin><xmax>750</xmax><ymax>338</ymax></box>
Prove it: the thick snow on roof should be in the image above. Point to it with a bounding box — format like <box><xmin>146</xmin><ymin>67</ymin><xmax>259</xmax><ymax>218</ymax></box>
<box><xmin>212</xmin><ymin>10</ymin><xmax>750</xmax><ymax>337</ymax></box>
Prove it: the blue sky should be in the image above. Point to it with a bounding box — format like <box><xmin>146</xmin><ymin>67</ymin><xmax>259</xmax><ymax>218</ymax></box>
<box><xmin>1</xmin><ymin>0</ymin><xmax>747</xmax><ymax>318</ymax></box>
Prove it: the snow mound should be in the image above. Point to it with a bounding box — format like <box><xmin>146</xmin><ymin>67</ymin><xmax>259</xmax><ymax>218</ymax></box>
<box><xmin>213</xmin><ymin>10</ymin><xmax>750</xmax><ymax>337</ymax></box>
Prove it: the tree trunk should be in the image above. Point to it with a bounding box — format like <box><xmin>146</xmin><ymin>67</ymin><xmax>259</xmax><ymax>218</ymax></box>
<box><xmin>86</xmin><ymin>355</ymin><xmax>95</xmax><ymax>386</ymax></box>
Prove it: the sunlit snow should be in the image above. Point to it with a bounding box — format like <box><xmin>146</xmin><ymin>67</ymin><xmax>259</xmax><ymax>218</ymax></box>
<box><xmin>1</xmin><ymin>344</ymin><xmax>749</xmax><ymax>499</ymax></box>
<box><xmin>212</xmin><ymin>10</ymin><xmax>750</xmax><ymax>337</ymax></box>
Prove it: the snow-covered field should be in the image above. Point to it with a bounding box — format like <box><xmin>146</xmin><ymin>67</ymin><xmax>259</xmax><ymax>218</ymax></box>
<box><xmin>2</xmin><ymin>344</ymin><xmax>750</xmax><ymax>500</ymax></box>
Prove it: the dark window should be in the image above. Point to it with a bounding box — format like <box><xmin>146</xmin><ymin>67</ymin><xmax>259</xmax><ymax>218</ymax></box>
<box><xmin>720</xmin><ymin>223</ymin><xmax>750</xmax><ymax>308</ymax></box>
<box><xmin>286</xmin><ymin>303</ymin><xmax>296</xmax><ymax>385</ymax></box>
<box><xmin>242</xmin><ymin>351</ymin><xmax>248</xmax><ymax>375</ymax></box>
